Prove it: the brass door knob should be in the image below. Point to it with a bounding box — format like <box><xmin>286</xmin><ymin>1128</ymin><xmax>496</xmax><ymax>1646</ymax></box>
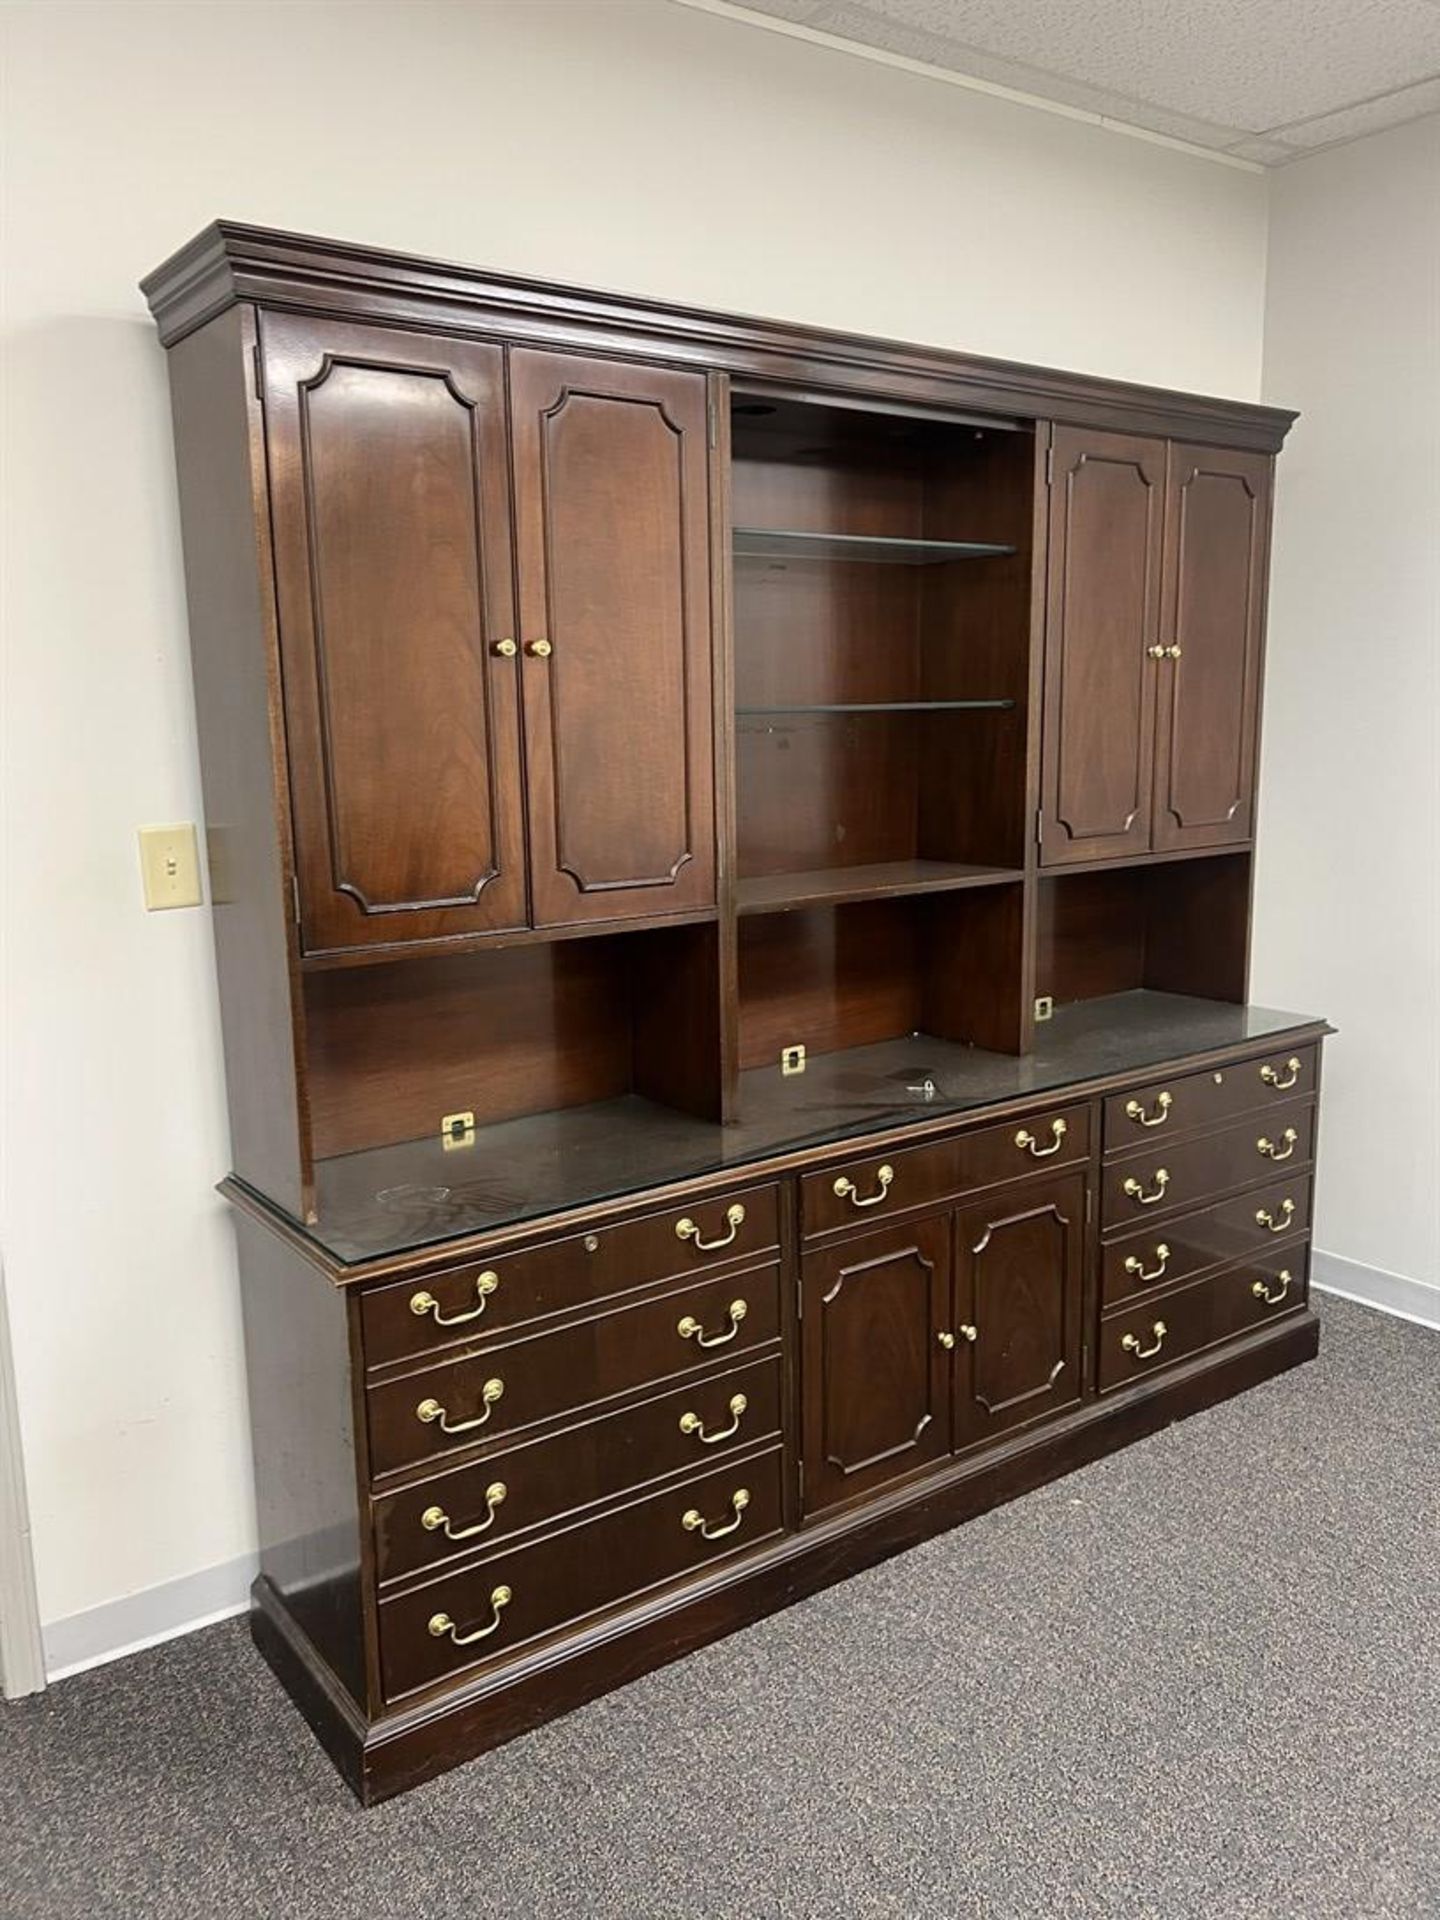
<box><xmin>525</xmin><ymin>638</ymin><xmax>553</xmax><ymax>658</ymax></box>
<box><xmin>490</xmin><ymin>638</ymin><xmax>518</xmax><ymax>658</ymax></box>
<box><xmin>938</xmin><ymin>1331</ymin><xmax>956</xmax><ymax>1350</ymax></box>
<box><xmin>1147</xmin><ymin>643</ymin><xmax>1167</xmax><ymax>659</ymax></box>
<box><xmin>958</xmin><ymin>1323</ymin><xmax>979</xmax><ymax>1343</ymax></box>
<box><xmin>1165</xmin><ymin>644</ymin><xmax>1183</xmax><ymax>659</ymax></box>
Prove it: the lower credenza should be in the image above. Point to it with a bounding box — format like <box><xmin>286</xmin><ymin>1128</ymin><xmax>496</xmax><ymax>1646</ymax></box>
<box><xmin>230</xmin><ymin>1028</ymin><xmax>1325</xmax><ymax>1802</ymax></box>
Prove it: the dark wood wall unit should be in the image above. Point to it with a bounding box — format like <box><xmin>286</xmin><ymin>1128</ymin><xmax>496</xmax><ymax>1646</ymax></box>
<box><xmin>144</xmin><ymin>225</ymin><xmax>1321</xmax><ymax>1804</ymax></box>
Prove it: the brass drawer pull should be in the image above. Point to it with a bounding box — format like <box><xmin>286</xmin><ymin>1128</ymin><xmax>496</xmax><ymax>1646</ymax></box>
<box><xmin>1121</xmin><ymin>1320</ymin><xmax>1167</xmax><ymax>1361</ymax></box>
<box><xmin>1124</xmin><ymin>1242</ymin><xmax>1171</xmax><ymax>1284</ymax></box>
<box><xmin>416</xmin><ymin>1378</ymin><xmax>503</xmax><ymax>1434</ymax></box>
<box><xmin>1123</xmin><ymin>1169</ymin><xmax>1170</xmax><ymax>1206</ymax></box>
<box><xmin>678</xmin><ymin>1299</ymin><xmax>747</xmax><ymax>1348</ymax></box>
<box><xmin>409</xmin><ymin>1270</ymin><xmax>499</xmax><ymax>1327</ymax></box>
<box><xmin>679</xmin><ymin>1393</ymin><xmax>747</xmax><ymax>1445</ymax></box>
<box><xmin>422</xmin><ymin>1482</ymin><xmax>507</xmax><ymax>1542</ymax></box>
<box><xmin>1255</xmin><ymin>1199</ymin><xmax>1296</xmax><ymax>1236</ymax></box>
<box><xmin>675</xmin><ymin>1203</ymin><xmax>745</xmax><ymax>1252</ymax></box>
<box><xmin>1125</xmin><ymin>1092</ymin><xmax>1172</xmax><ymax>1129</ymax></box>
<box><xmin>1257</xmin><ymin>1128</ymin><xmax>1299</xmax><ymax>1162</ymax></box>
<box><xmin>1251</xmin><ymin>1269</ymin><xmax>1293</xmax><ymax>1306</ymax></box>
<box><xmin>682</xmin><ymin>1488</ymin><xmax>750</xmax><ymax>1541</ymax></box>
<box><xmin>1261</xmin><ymin>1056</ymin><xmax>1302</xmax><ymax>1090</ymax></box>
<box><xmin>833</xmin><ymin>1164</ymin><xmax>894</xmax><ymax>1209</ymax></box>
<box><xmin>1015</xmin><ymin>1118</ymin><xmax>1067</xmax><ymax>1157</ymax></box>
<box><xmin>428</xmin><ymin>1585</ymin><xmax>512</xmax><ymax>1647</ymax></box>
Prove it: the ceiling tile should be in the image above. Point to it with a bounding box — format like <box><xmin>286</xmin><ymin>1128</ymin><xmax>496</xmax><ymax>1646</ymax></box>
<box><xmin>723</xmin><ymin>0</ymin><xmax>1440</xmax><ymax>160</ymax></box>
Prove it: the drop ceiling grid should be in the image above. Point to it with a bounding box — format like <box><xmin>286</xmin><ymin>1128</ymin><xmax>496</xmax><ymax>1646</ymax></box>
<box><xmin>715</xmin><ymin>0</ymin><xmax>1440</xmax><ymax>161</ymax></box>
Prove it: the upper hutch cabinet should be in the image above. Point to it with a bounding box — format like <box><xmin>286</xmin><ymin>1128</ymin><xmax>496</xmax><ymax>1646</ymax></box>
<box><xmin>1039</xmin><ymin>428</ymin><xmax>1270</xmax><ymax>868</ymax></box>
<box><xmin>261</xmin><ymin>319</ymin><xmax>715</xmax><ymax>957</ymax></box>
<box><xmin>509</xmin><ymin>350</ymin><xmax>715</xmax><ymax>928</ymax></box>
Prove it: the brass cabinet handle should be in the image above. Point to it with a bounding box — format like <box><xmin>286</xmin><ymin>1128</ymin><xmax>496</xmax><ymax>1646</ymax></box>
<box><xmin>833</xmin><ymin>1164</ymin><xmax>894</xmax><ymax>1209</ymax></box>
<box><xmin>1016</xmin><ymin>1117</ymin><xmax>1068</xmax><ymax>1158</ymax></box>
<box><xmin>422</xmin><ymin>1482</ymin><xmax>507</xmax><ymax>1542</ymax></box>
<box><xmin>678</xmin><ymin>1299</ymin><xmax>747</xmax><ymax>1348</ymax></box>
<box><xmin>1125</xmin><ymin>1092</ymin><xmax>1172</xmax><ymax>1129</ymax></box>
<box><xmin>1255</xmin><ymin>1199</ymin><xmax>1296</xmax><ymax>1236</ymax></box>
<box><xmin>1124</xmin><ymin>1242</ymin><xmax>1171</xmax><ymax>1284</ymax></box>
<box><xmin>1165</xmin><ymin>644</ymin><xmax>1183</xmax><ymax>660</ymax></box>
<box><xmin>1121</xmin><ymin>1320</ymin><xmax>1167</xmax><ymax>1361</ymax></box>
<box><xmin>428</xmin><ymin>1585</ymin><xmax>512</xmax><ymax>1647</ymax></box>
<box><xmin>1257</xmin><ymin>1128</ymin><xmax>1299</xmax><ymax>1162</ymax></box>
<box><xmin>679</xmin><ymin>1393</ymin><xmax>747</xmax><ymax>1444</ymax></box>
<box><xmin>682</xmin><ymin>1488</ymin><xmax>750</xmax><ymax>1541</ymax></box>
<box><xmin>525</xmin><ymin>638</ymin><xmax>552</xmax><ymax>658</ymax></box>
<box><xmin>675</xmin><ymin>1203</ymin><xmax>745</xmax><ymax>1252</ymax></box>
<box><xmin>410</xmin><ymin>1270</ymin><xmax>499</xmax><ymax>1326</ymax></box>
<box><xmin>1261</xmin><ymin>1057</ymin><xmax>1302</xmax><ymax>1090</ymax></box>
<box><xmin>1123</xmin><ymin>1169</ymin><xmax>1170</xmax><ymax>1206</ymax></box>
<box><xmin>416</xmin><ymin>1378</ymin><xmax>503</xmax><ymax>1434</ymax></box>
<box><xmin>938</xmin><ymin>1331</ymin><xmax>956</xmax><ymax>1350</ymax></box>
<box><xmin>1147</xmin><ymin>644</ymin><xmax>1167</xmax><ymax>660</ymax></box>
<box><xmin>489</xmin><ymin>638</ymin><xmax>518</xmax><ymax>658</ymax></box>
<box><xmin>1252</xmin><ymin>1269</ymin><xmax>1293</xmax><ymax>1307</ymax></box>
<box><xmin>958</xmin><ymin>1323</ymin><xmax>978</xmax><ymax>1343</ymax></box>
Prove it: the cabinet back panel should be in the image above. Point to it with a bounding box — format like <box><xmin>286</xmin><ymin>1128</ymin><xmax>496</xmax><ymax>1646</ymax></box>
<box><xmin>1035</xmin><ymin>856</ymin><xmax>1251</xmax><ymax>1008</ymax></box>
<box><xmin>738</xmin><ymin>903</ymin><xmax>923</xmax><ymax>1068</ymax></box>
<box><xmin>737</xmin><ymin>715</ymin><xmax>920</xmax><ymax>877</ymax></box>
<box><xmin>305</xmin><ymin>945</ymin><xmax>634</xmax><ymax>1156</ymax></box>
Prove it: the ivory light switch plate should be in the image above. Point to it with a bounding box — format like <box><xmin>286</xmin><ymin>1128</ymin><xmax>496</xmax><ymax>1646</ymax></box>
<box><xmin>138</xmin><ymin>823</ymin><xmax>203</xmax><ymax>910</ymax></box>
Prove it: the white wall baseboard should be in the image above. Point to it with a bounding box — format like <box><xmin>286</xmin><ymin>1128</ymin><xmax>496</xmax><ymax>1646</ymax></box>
<box><xmin>1311</xmin><ymin>1248</ymin><xmax>1440</xmax><ymax>1331</ymax></box>
<box><xmin>43</xmin><ymin>1553</ymin><xmax>258</xmax><ymax>1683</ymax></box>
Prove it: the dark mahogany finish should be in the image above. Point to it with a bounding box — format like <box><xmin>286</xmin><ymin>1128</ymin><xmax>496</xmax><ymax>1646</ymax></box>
<box><xmin>142</xmin><ymin>224</ymin><xmax>1322</xmax><ymax>1805</ymax></box>
<box><xmin>510</xmin><ymin>351</ymin><xmax>716</xmax><ymax>927</ymax></box>
<box><xmin>953</xmin><ymin>1173</ymin><xmax>1085</xmax><ymax>1448</ymax></box>
<box><xmin>801</xmin><ymin>1215</ymin><xmax>953</xmax><ymax>1513</ymax></box>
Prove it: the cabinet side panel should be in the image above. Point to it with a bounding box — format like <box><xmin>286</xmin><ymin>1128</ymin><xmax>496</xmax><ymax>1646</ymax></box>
<box><xmin>234</xmin><ymin>1211</ymin><xmax>366</xmax><ymax>1710</ymax></box>
<box><xmin>166</xmin><ymin>308</ymin><xmax>310</xmax><ymax>1214</ymax></box>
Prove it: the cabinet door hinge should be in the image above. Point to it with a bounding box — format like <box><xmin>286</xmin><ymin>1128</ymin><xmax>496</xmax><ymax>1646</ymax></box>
<box><xmin>1085</xmin><ymin>1184</ymin><xmax>1094</xmax><ymax>1225</ymax></box>
<box><xmin>706</xmin><ymin>390</ymin><xmax>718</xmax><ymax>450</ymax></box>
<box><xmin>1045</xmin><ymin>441</ymin><xmax>1054</xmax><ymax>486</ymax></box>
<box><xmin>252</xmin><ymin>341</ymin><xmax>265</xmax><ymax>408</ymax></box>
<box><xmin>290</xmin><ymin>873</ymin><xmax>301</xmax><ymax>928</ymax></box>
<box><xmin>1035</xmin><ymin>806</ymin><xmax>1045</xmax><ymax>847</ymax></box>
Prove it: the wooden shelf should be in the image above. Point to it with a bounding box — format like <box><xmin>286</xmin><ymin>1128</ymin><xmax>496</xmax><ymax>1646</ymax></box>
<box><xmin>737</xmin><ymin>860</ymin><xmax>1024</xmax><ymax>916</ymax></box>
<box><xmin>733</xmin><ymin>527</ymin><xmax>1015</xmax><ymax>565</ymax></box>
<box><xmin>736</xmin><ymin>700</ymin><xmax>1014</xmax><ymax>716</ymax></box>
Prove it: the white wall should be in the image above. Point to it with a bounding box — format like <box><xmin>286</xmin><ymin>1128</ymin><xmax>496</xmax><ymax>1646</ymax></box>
<box><xmin>1252</xmin><ymin>114</ymin><xmax>1440</xmax><ymax>1326</ymax></box>
<box><xmin>1</xmin><ymin>0</ymin><xmax>1271</xmax><ymax>1655</ymax></box>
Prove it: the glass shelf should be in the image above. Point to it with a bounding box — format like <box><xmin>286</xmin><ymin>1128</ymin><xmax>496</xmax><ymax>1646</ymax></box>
<box><xmin>733</xmin><ymin>528</ymin><xmax>1016</xmax><ymax>565</ymax></box>
<box><xmin>736</xmin><ymin>699</ymin><xmax>1015</xmax><ymax>716</ymax></box>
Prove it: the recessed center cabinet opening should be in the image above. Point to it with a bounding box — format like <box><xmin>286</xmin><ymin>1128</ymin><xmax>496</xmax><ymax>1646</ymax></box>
<box><xmin>301</xmin><ymin>922</ymin><xmax>725</xmax><ymax>1190</ymax></box>
<box><xmin>730</xmin><ymin>394</ymin><xmax>1036</xmax><ymax>911</ymax></box>
<box><xmin>1034</xmin><ymin>854</ymin><xmax>1252</xmax><ymax>1011</ymax></box>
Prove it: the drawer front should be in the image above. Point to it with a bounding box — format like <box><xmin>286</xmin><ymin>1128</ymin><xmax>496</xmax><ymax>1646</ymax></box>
<box><xmin>379</xmin><ymin>1447</ymin><xmax>785</xmax><ymax>1699</ymax></box>
<box><xmin>1099</xmin><ymin>1243</ymin><xmax>1309</xmax><ymax>1393</ymax></box>
<box><xmin>1101</xmin><ymin>1098</ymin><xmax>1315</xmax><ymax>1233</ymax></box>
<box><xmin>361</xmin><ymin>1182</ymin><xmax>780</xmax><ymax>1369</ymax></box>
<box><xmin>802</xmin><ymin>1103</ymin><xmax>1090</xmax><ymax>1239</ymax></box>
<box><xmin>1101</xmin><ymin>1174</ymin><xmax>1314</xmax><ymax>1308</ymax></box>
<box><xmin>1103</xmin><ymin>1044</ymin><xmax>1318</xmax><ymax>1156</ymax></box>
<box><xmin>366</xmin><ymin>1262</ymin><xmax>781</xmax><ymax>1477</ymax></box>
<box><xmin>372</xmin><ymin>1354</ymin><xmax>783</xmax><ymax>1583</ymax></box>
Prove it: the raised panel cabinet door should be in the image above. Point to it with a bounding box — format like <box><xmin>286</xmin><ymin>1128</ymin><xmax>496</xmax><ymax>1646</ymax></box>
<box><xmin>801</xmin><ymin>1215</ymin><xmax>952</xmax><ymax>1516</ymax></box>
<box><xmin>1040</xmin><ymin>427</ymin><xmax>1165</xmax><ymax>866</ymax></box>
<box><xmin>953</xmin><ymin>1173</ymin><xmax>1085</xmax><ymax>1449</ymax></box>
<box><xmin>509</xmin><ymin>350</ymin><xmax>716</xmax><ymax>927</ymax></box>
<box><xmin>260</xmin><ymin>314</ymin><xmax>526</xmax><ymax>954</ymax></box>
<box><xmin>1152</xmin><ymin>445</ymin><xmax>1272</xmax><ymax>852</ymax></box>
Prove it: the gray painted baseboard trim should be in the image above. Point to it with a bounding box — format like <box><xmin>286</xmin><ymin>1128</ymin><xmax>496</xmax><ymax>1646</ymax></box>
<box><xmin>0</xmin><ymin>1261</ymin><xmax>46</xmax><ymax>1698</ymax></box>
<box><xmin>1311</xmin><ymin>1247</ymin><xmax>1440</xmax><ymax>1330</ymax></box>
<box><xmin>43</xmin><ymin>1553</ymin><xmax>258</xmax><ymax>1682</ymax></box>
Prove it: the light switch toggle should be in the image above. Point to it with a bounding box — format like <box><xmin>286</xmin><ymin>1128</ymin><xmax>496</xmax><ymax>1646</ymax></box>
<box><xmin>138</xmin><ymin>824</ymin><xmax>203</xmax><ymax>910</ymax></box>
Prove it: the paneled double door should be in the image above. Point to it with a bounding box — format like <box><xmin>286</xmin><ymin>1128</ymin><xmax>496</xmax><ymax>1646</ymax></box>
<box><xmin>1040</xmin><ymin>426</ymin><xmax>1272</xmax><ymax>865</ymax></box>
<box><xmin>259</xmin><ymin>315</ymin><xmax>716</xmax><ymax>955</ymax></box>
<box><xmin>801</xmin><ymin>1173</ymin><xmax>1086</xmax><ymax>1515</ymax></box>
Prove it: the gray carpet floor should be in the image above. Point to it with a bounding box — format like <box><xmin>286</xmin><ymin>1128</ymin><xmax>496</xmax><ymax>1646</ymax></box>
<box><xmin>2</xmin><ymin>1292</ymin><xmax>1437</xmax><ymax>1920</ymax></box>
